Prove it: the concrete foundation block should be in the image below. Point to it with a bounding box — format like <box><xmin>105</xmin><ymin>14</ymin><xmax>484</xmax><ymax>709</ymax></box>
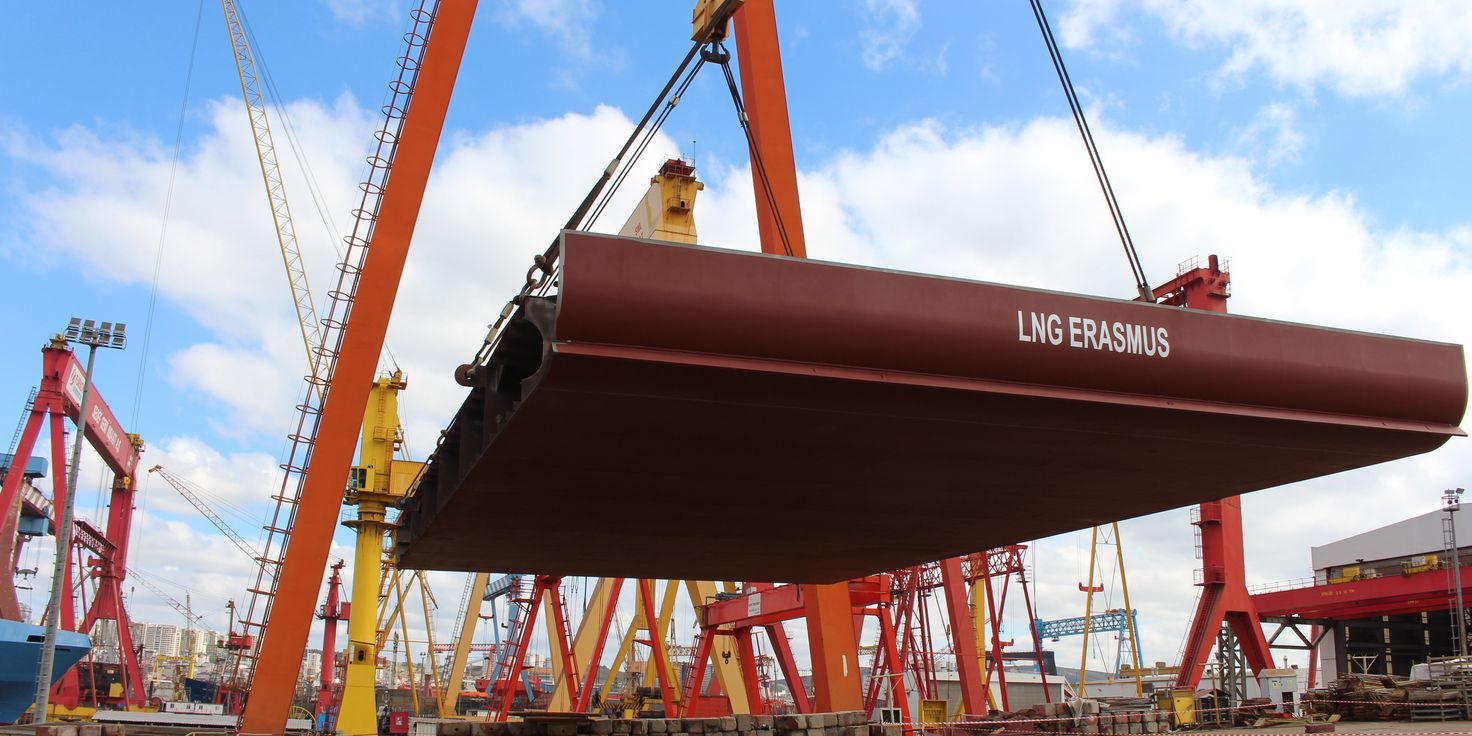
<box><xmin>545</xmin><ymin>723</ymin><xmax>578</xmax><ymax>736</ymax></box>
<box><xmin>776</xmin><ymin>715</ymin><xmax>806</xmax><ymax>731</ymax></box>
<box><xmin>440</xmin><ymin>721</ymin><xmax>473</xmax><ymax>736</ymax></box>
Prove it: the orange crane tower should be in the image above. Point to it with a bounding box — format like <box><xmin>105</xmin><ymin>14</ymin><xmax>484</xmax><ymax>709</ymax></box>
<box><xmin>241</xmin><ymin>2</ymin><xmax>860</xmax><ymax>730</ymax></box>
<box><xmin>726</xmin><ymin>0</ymin><xmax>865</xmax><ymax>712</ymax></box>
<box><xmin>236</xmin><ymin>3</ymin><xmax>478</xmax><ymax>733</ymax></box>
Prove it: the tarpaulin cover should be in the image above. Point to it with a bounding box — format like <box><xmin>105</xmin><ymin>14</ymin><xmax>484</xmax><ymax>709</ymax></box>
<box><xmin>395</xmin><ymin>231</ymin><xmax>1467</xmax><ymax>582</ymax></box>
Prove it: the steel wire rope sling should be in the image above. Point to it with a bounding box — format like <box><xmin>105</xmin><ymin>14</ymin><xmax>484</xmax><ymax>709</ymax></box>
<box><xmin>456</xmin><ymin>39</ymin><xmax>712</xmax><ymax>384</ymax></box>
<box><xmin>708</xmin><ymin>39</ymin><xmax>798</xmax><ymax>258</ymax></box>
<box><xmin>1029</xmin><ymin>0</ymin><xmax>1153</xmax><ymax>301</ymax></box>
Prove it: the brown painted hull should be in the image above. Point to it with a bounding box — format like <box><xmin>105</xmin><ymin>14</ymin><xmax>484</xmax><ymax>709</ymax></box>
<box><xmin>396</xmin><ymin>232</ymin><xmax>1467</xmax><ymax>582</ymax></box>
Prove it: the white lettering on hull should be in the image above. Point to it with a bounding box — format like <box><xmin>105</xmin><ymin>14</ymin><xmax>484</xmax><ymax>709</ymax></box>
<box><xmin>1016</xmin><ymin>310</ymin><xmax>1170</xmax><ymax>358</ymax></box>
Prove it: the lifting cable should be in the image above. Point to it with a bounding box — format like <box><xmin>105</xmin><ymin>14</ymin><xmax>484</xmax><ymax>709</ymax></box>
<box><xmin>463</xmin><ymin>33</ymin><xmax>800</xmax><ymax>380</ymax></box>
<box><xmin>584</xmin><ymin>52</ymin><xmax>709</xmax><ymax>230</ymax></box>
<box><xmin>711</xmin><ymin>42</ymin><xmax>798</xmax><ymax>258</ymax></box>
<box><xmin>131</xmin><ymin>0</ymin><xmax>207</xmax><ymax>432</ymax></box>
<box><xmin>1028</xmin><ymin>0</ymin><xmax>1153</xmax><ymax>302</ymax></box>
<box><xmin>461</xmin><ymin>40</ymin><xmax>708</xmax><ymax>377</ymax></box>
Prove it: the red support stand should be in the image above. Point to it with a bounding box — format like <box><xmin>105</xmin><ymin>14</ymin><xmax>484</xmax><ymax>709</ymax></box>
<box><xmin>1175</xmin><ymin>498</ymin><xmax>1274</xmax><ymax>688</ymax></box>
<box><xmin>1154</xmin><ymin>256</ymin><xmax>1274</xmax><ymax>690</ymax></box>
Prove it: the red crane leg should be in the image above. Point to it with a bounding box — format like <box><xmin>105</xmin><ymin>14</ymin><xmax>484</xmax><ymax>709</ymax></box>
<box><xmin>732</xmin><ymin>0</ymin><xmax>807</xmax><ymax>258</ymax></box>
<box><xmin>496</xmin><ymin>580</ymin><xmax>544</xmax><ymax>722</ymax></box>
<box><xmin>1016</xmin><ymin>568</ymin><xmax>1051</xmax><ymax>703</ymax></box>
<box><xmin>763</xmin><ymin>623</ymin><xmax>810</xmax><ymax>713</ymax></box>
<box><xmin>46</xmin><ymin>411</ymin><xmax>75</xmax><ymax>634</ymax></box>
<box><xmin>876</xmin><ymin>605</ymin><xmax>912</xmax><ymax>729</ymax></box>
<box><xmin>940</xmin><ymin>557</ymin><xmax>986</xmax><ymax>716</ymax></box>
<box><xmin>236</xmin><ymin>4</ymin><xmax>478</xmax><ymax>733</ymax></box>
<box><xmin>982</xmin><ymin>567</ymin><xmax>1008</xmax><ymax>712</ymax></box>
<box><xmin>0</xmin><ymin>400</ymin><xmax>45</xmax><ymax>620</ymax></box>
<box><xmin>575</xmin><ymin>578</ymin><xmax>624</xmax><ymax>712</ymax></box>
<box><xmin>639</xmin><ymin>579</ymin><xmax>677</xmax><ymax>716</ymax></box>
<box><xmin>734</xmin><ymin>628</ymin><xmax>763</xmax><ymax>714</ymax></box>
<box><xmin>684</xmin><ymin>624</ymin><xmax>718</xmax><ymax>716</ymax></box>
<box><xmin>549</xmin><ymin>584</ymin><xmax>580</xmax><ymax>708</ymax></box>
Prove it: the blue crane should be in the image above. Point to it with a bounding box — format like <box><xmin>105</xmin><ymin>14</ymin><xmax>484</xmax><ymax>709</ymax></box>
<box><xmin>1033</xmin><ymin>609</ymin><xmax>1141</xmax><ymax>675</ymax></box>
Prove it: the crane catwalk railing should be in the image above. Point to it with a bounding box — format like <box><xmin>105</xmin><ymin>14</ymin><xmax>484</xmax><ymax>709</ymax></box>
<box><xmin>227</xmin><ymin>0</ymin><xmax>439</xmax><ymax>695</ymax></box>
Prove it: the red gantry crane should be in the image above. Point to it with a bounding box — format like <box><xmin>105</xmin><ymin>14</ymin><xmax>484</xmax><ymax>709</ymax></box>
<box><xmin>0</xmin><ymin>338</ymin><xmax>147</xmax><ymax>712</ymax></box>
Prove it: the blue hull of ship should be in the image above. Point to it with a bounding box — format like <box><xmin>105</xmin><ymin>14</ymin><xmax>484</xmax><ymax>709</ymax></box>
<box><xmin>0</xmin><ymin>619</ymin><xmax>91</xmax><ymax>723</ymax></box>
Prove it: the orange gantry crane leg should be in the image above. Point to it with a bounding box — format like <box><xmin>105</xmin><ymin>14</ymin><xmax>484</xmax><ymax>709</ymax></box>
<box><xmin>236</xmin><ymin>4</ymin><xmax>479</xmax><ymax>734</ymax></box>
<box><xmin>733</xmin><ymin>0</ymin><xmax>860</xmax><ymax>712</ymax></box>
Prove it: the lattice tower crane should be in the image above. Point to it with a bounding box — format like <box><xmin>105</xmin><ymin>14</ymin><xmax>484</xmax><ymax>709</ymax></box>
<box><xmin>147</xmin><ymin>465</ymin><xmax>261</xmax><ymax>563</ymax></box>
<box><xmin>225</xmin><ymin>0</ymin><xmax>441</xmax><ymax>709</ymax></box>
<box><xmin>220</xmin><ymin>0</ymin><xmax>322</xmax><ymax>373</ymax></box>
<box><xmin>127</xmin><ymin>567</ymin><xmax>210</xmax><ymax>632</ymax></box>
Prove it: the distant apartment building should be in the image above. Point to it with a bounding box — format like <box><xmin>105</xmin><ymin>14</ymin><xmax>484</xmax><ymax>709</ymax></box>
<box><xmin>144</xmin><ymin>623</ymin><xmax>182</xmax><ymax>657</ymax></box>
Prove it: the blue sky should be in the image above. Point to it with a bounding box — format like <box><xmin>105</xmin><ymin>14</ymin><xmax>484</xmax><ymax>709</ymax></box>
<box><xmin>3</xmin><ymin>0</ymin><xmax>1471</xmax><ymax>681</ymax></box>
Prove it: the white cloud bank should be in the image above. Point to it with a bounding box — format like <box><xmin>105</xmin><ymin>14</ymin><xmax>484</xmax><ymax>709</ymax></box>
<box><xmin>5</xmin><ymin>93</ymin><xmax>1470</xmax><ymax>676</ymax></box>
<box><xmin>1061</xmin><ymin>0</ymin><xmax>1472</xmax><ymax>96</ymax></box>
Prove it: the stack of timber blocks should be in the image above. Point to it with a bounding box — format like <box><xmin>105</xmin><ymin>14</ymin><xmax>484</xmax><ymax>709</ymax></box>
<box><xmin>423</xmin><ymin>712</ymin><xmax>903</xmax><ymax>736</ymax></box>
<box><xmin>967</xmin><ymin>701</ymin><xmax>1176</xmax><ymax>735</ymax></box>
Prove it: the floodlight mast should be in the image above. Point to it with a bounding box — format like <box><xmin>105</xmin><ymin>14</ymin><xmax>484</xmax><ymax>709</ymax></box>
<box><xmin>1446</xmin><ymin>488</ymin><xmax>1467</xmax><ymax>658</ymax></box>
<box><xmin>31</xmin><ymin>319</ymin><xmax>125</xmax><ymax>722</ymax></box>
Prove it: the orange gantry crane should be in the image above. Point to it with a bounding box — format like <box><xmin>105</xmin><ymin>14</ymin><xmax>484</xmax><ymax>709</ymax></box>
<box><xmin>235</xmin><ymin>2</ymin><xmax>478</xmax><ymax>732</ymax></box>
<box><xmin>235</xmin><ymin>1</ymin><xmax>858</xmax><ymax>731</ymax></box>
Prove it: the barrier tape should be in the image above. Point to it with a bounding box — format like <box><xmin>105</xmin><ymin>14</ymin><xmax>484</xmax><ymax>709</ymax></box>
<box><xmin>911</xmin><ymin>695</ymin><xmax>1469</xmax><ymax>730</ymax></box>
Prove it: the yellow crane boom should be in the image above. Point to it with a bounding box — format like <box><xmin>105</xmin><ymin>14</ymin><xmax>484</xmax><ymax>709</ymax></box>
<box><xmin>221</xmin><ymin>0</ymin><xmax>323</xmax><ymax>371</ymax></box>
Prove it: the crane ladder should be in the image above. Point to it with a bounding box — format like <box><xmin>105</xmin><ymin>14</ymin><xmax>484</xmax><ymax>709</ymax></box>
<box><xmin>225</xmin><ymin>0</ymin><xmax>441</xmax><ymax>695</ymax></box>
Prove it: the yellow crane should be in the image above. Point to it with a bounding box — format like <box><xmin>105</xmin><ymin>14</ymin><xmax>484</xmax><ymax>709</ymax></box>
<box><xmin>338</xmin><ymin>371</ymin><xmax>425</xmax><ymax>734</ymax></box>
<box><xmin>221</xmin><ymin>0</ymin><xmax>323</xmax><ymax>372</ymax></box>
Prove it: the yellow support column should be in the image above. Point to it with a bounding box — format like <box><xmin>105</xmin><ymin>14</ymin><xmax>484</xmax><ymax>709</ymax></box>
<box><xmin>338</xmin><ymin>372</ymin><xmax>421</xmax><ymax>735</ymax></box>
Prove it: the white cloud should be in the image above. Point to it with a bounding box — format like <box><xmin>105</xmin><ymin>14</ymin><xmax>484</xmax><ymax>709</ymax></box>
<box><xmin>135</xmin><ymin>436</ymin><xmax>281</xmax><ymax>534</ymax></box>
<box><xmin>6</xmin><ymin>94</ymin><xmax>1470</xmax><ymax>680</ymax></box>
<box><xmin>1061</xmin><ymin>0</ymin><xmax>1472</xmax><ymax>96</ymax></box>
<box><xmin>492</xmin><ymin>0</ymin><xmax>601</xmax><ymax>60</ymax></box>
<box><xmin>859</xmin><ymin>0</ymin><xmax>923</xmax><ymax>71</ymax></box>
<box><xmin>4</xmin><ymin>94</ymin><xmax>374</xmax><ymax>435</ymax></box>
<box><xmin>322</xmin><ymin>0</ymin><xmax>398</xmax><ymax>28</ymax></box>
<box><xmin>1232</xmin><ymin>102</ymin><xmax>1305</xmax><ymax>166</ymax></box>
